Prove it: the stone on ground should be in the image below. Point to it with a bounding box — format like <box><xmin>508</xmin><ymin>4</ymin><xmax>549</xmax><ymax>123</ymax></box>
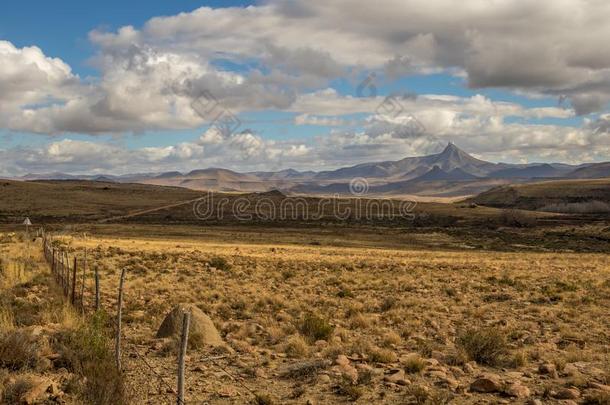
<box><xmin>156</xmin><ymin>304</ymin><xmax>224</xmax><ymax>347</ymax></box>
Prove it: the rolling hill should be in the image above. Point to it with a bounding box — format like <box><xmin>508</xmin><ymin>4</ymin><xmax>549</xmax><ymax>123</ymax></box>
<box><xmin>469</xmin><ymin>178</ymin><xmax>610</xmax><ymax>212</ymax></box>
<box><xmin>565</xmin><ymin>162</ymin><xmax>610</xmax><ymax>179</ymax></box>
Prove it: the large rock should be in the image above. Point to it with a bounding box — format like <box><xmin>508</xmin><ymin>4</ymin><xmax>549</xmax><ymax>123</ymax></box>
<box><xmin>470</xmin><ymin>375</ymin><xmax>502</xmax><ymax>393</ymax></box>
<box><xmin>156</xmin><ymin>304</ymin><xmax>224</xmax><ymax>347</ymax></box>
<box><xmin>504</xmin><ymin>382</ymin><xmax>531</xmax><ymax>398</ymax></box>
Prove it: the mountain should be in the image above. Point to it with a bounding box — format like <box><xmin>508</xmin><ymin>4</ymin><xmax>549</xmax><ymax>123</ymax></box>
<box><xmin>10</xmin><ymin>143</ymin><xmax>607</xmax><ymax>198</ymax></box>
<box><xmin>20</xmin><ymin>172</ymin><xmax>80</xmax><ymax>181</ymax></box>
<box><xmin>314</xmin><ymin>143</ymin><xmax>498</xmax><ymax>180</ymax></box>
<box><xmin>488</xmin><ymin>163</ymin><xmax>565</xmax><ymax>179</ymax></box>
<box><xmin>250</xmin><ymin>169</ymin><xmax>316</xmax><ymax>181</ymax></box>
<box><xmin>415</xmin><ymin>166</ymin><xmax>480</xmax><ymax>181</ymax></box>
<box><xmin>155</xmin><ymin>171</ymin><xmax>183</xmax><ymax>179</ymax></box>
<box><xmin>140</xmin><ymin>168</ymin><xmax>268</xmax><ymax>192</ymax></box>
<box><xmin>565</xmin><ymin>162</ymin><xmax>610</xmax><ymax>179</ymax></box>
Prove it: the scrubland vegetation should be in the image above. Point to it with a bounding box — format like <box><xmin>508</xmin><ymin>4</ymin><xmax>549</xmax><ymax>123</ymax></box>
<box><xmin>8</xmin><ymin>228</ymin><xmax>601</xmax><ymax>404</ymax></box>
<box><xmin>0</xmin><ymin>233</ymin><xmax>125</xmax><ymax>404</ymax></box>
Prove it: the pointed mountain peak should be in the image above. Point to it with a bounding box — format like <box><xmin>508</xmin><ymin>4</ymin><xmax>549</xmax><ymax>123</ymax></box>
<box><xmin>435</xmin><ymin>142</ymin><xmax>480</xmax><ymax>162</ymax></box>
<box><xmin>440</xmin><ymin>142</ymin><xmax>464</xmax><ymax>155</ymax></box>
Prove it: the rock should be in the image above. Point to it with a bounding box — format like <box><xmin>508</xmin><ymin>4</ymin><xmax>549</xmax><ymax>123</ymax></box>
<box><xmin>539</xmin><ymin>363</ymin><xmax>559</xmax><ymax>378</ymax></box>
<box><xmin>563</xmin><ymin>363</ymin><xmax>579</xmax><ymax>376</ymax></box>
<box><xmin>254</xmin><ymin>369</ymin><xmax>267</xmax><ymax>378</ymax></box>
<box><xmin>589</xmin><ymin>382</ymin><xmax>610</xmax><ymax>392</ymax></box>
<box><xmin>335</xmin><ymin>355</ymin><xmax>350</xmax><ymax>367</ymax></box>
<box><xmin>553</xmin><ymin>387</ymin><xmax>580</xmax><ymax>399</ymax></box>
<box><xmin>504</xmin><ymin>382</ymin><xmax>531</xmax><ymax>398</ymax></box>
<box><xmin>525</xmin><ymin>399</ymin><xmax>542</xmax><ymax>405</ymax></box>
<box><xmin>279</xmin><ymin>359</ymin><xmax>330</xmax><ymax>379</ymax></box>
<box><xmin>317</xmin><ymin>374</ymin><xmax>331</xmax><ymax>384</ymax></box>
<box><xmin>155</xmin><ymin>304</ymin><xmax>224</xmax><ymax>347</ymax></box>
<box><xmin>463</xmin><ymin>362</ymin><xmax>477</xmax><ymax>374</ymax></box>
<box><xmin>470</xmin><ymin>375</ymin><xmax>502</xmax><ymax>393</ymax></box>
<box><xmin>20</xmin><ymin>376</ymin><xmax>53</xmax><ymax>404</ymax></box>
<box><xmin>339</xmin><ymin>364</ymin><xmax>359</xmax><ymax>384</ymax></box>
<box><xmin>384</xmin><ymin>369</ymin><xmax>409</xmax><ymax>386</ymax></box>
<box><xmin>436</xmin><ymin>375</ymin><xmax>460</xmax><ymax>391</ymax></box>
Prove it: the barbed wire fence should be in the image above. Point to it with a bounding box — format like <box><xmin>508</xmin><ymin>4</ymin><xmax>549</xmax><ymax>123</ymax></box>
<box><xmin>39</xmin><ymin>227</ymin><xmax>257</xmax><ymax>404</ymax></box>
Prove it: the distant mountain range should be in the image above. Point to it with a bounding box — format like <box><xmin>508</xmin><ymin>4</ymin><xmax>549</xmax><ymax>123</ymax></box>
<box><xmin>11</xmin><ymin>143</ymin><xmax>610</xmax><ymax>198</ymax></box>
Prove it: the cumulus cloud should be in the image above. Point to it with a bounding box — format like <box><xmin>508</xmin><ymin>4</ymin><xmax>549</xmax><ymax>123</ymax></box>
<box><xmin>92</xmin><ymin>0</ymin><xmax>610</xmax><ymax>114</ymax></box>
<box><xmin>1</xmin><ymin>0</ymin><xmax>610</xmax><ymax>175</ymax></box>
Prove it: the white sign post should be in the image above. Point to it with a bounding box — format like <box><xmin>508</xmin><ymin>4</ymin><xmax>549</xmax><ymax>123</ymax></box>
<box><xmin>23</xmin><ymin>217</ymin><xmax>32</xmax><ymax>234</ymax></box>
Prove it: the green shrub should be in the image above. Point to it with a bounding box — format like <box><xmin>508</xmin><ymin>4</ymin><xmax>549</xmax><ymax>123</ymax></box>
<box><xmin>55</xmin><ymin>311</ymin><xmax>126</xmax><ymax>404</ymax></box>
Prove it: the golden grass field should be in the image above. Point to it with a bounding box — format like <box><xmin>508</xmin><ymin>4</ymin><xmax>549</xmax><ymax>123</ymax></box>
<box><xmin>2</xmin><ymin>226</ymin><xmax>608</xmax><ymax>404</ymax></box>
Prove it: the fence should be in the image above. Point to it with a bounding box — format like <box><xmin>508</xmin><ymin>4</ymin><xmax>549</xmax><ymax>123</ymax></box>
<box><xmin>40</xmin><ymin>229</ymin><xmax>192</xmax><ymax>404</ymax></box>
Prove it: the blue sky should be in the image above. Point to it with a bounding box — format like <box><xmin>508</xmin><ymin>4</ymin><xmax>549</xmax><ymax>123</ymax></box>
<box><xmin>0</xmin><ymin>1</ymin><xmax>251</xmax><ymax>76</ymax></box>
<box><xmin>0</xmin><ymin>0</ymin><xmax>608</xmax><ymax>175</ymax></box>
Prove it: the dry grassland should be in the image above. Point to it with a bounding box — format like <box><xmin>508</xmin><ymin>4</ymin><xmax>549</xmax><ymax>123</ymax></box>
<box><xmin>43</xmin><ymin>230</ymin><xmax>610</xmax><ymax>404</ymax></box>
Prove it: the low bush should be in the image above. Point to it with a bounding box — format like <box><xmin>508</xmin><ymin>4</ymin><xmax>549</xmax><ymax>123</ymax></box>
<box><xmin>299</xmin><ymin>313</ymin><xmax>334</xmax><ymax>342</ymax></box>
<box><xmin>456</xmin><ymin>326</ymin><xmax>508</xmax><ymax>366</ymax></box>
<box><xmin>54</xmin><ymin>311</ymin><xmax>126</xmax><ymax>405</ymax></box>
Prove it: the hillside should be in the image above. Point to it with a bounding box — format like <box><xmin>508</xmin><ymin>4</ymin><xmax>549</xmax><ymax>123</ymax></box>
<box><xmin>470</xmin><ymin>178</ymin><xmax>610</xmax><ymax>212</ymax></box>
<box><xmin>566</xmin><ymin>162</ymin><xmax>610</xmax><ymax>179</ymax></box>
<box><xmin>0</xmin><ymin>180</ymin><xmax>203</xmax><ymax>222</ymax></box>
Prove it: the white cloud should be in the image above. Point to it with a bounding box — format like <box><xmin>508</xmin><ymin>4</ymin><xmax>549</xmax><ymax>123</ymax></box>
<box><xmin>1</xmin><ymin>0</ymin><xmax>610</xmax><ymax>175</ymax></box>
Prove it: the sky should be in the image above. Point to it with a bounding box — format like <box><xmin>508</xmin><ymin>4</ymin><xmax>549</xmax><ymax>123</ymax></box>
<box><xmin>1</xmin><ymin>0</ymin><xmax>610</xmax><ymax>176</ymax></box>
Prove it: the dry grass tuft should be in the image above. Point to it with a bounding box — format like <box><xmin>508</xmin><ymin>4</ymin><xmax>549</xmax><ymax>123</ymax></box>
<box><xmin>0</xmin><ymin>329</ymin><xmax>50</xmax><ymax>371</ymax></box>
<box><xmin>299</xmin><ymin>313</ymin><xmax>334</xmax><ymax>342</ymax></box>
<box><xmin>403</xmin><ymin>354</ymin><xmax>426</xmax><ymax>374</ymax></box>
<box><xmin>456</xmin><ymin>326</ymin><xmax>508</xmax><ymax>366</ymax></box>
<box><xmin>283</xmin><ymin>335</ymin><xmax>310</xmax><ymax>358</ymax></box>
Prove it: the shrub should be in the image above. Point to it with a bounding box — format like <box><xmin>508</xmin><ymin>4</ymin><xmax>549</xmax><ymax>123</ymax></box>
<box><xmin>456</xmin><ymin>327</ymin><xmax>508</xmax><ymax>366</ymax></box>
<box><xmin>284</xmin><ymin>335</ymin><xmax>310</xmax><ymax>358</ymax></box>
<box><xmin>498</xmin><ymin>209</ymin><xmax>537</xmax><ymax>228</ymax></box>
<box><xmin>540</xmin><ymin>200</ymin><xmax>610</xmax><ymax>214</ymax></box>
<box><xmin>368</xmin><ymin>347</ymin><xmax>397</xmax><ymax>363</ymax></box>
<box><xmin>403</xmin><ymin>354</ymin><xmax>426</xmax><ymax>374</ymax></box>
<box><xmin>55</xmin><ymin>311</ymin><xmax>126</xmax><ymax>404</ymax></box>
<box><xmin>299</xmin><ymin>314</ymin><xmax>334</xmax><ymax>342</ymax></box>
<box><xmin>3</xmin><ymin>375</ymin><xmax>34</xmax><ymax>404</ymax></box>
<box><xmin>0</xmin><ymin>307</ymin><xmax>14</xmax><ymax>331</ymax></box>
<box><xmin>404</xmin><ymin>384</ymin><xmax>453</xmax><ymax>405</ymax></box>
<box><xmin>337</xmin><ymin>287</ymin><xmax>354</xmax><ymax>298</ymax></box>
<box><xmin>379</xmin><ymin>296</ymin><xmax>397</xmax><ymax>311</ymax></box>
<box><xmin>335</xmin><ymin>376</ymin><xmax>363</xmax><ymax>400</ymax></box>
<box><xmin>208</xmin><ymin>256</ymin><xmax>232</xmax><ymax>271</ymax></box>
<box><xmin>252</xmin><ymin>393</ymin><xmax>276</xmax><ymax>405</ymax></box>
<box><xmin>0</xmin><ymin>329</ymin><xmax>48</xmax><ymax>371</ymax></box>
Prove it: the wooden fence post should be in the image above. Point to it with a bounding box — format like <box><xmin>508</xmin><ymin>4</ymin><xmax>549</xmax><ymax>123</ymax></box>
<box><xmin>80</xmin><ymin>248</ymin><xmax>87</xmax><ymax>314</ymax></box>
<box><xmin>60</xmin><ymin>252</ymin><xmax>64</xmax><ymax>290</ymax></box>
<box><xmin>64</xmin><ymin>252</ymin><xmax>69</xmax><ymax>297</ymax></box>
<box><xmin>115</xmin><ymin>268</ymin><xmax>126</xmax><ymax>371</ymax></box>
<box><xmin>177</xmin><ymin>311</ymin><xmax>191</xmax><ymax>405</ymax></box>
<box><xmin>95</xmin><ymin>267</ymin><xmax>100</xmax><ymax>312</ymax></box>
<box><xmin>71</xmin><ymin>256</ymin><xmax>78</xmax><ymax>305</ymax></box>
